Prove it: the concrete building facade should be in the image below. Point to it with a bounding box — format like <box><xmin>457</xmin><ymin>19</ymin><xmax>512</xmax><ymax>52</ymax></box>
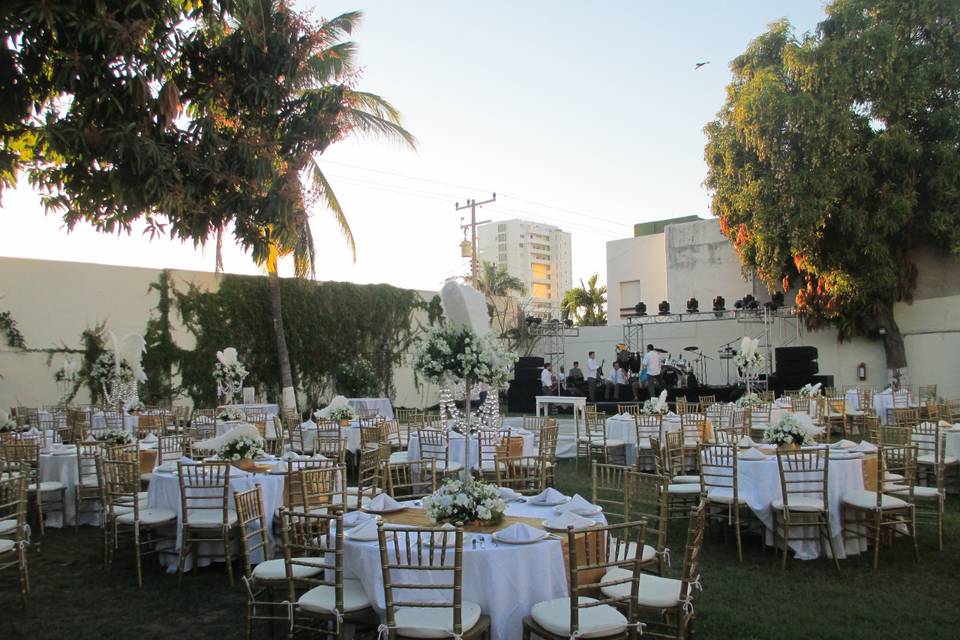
<box><xmin>477</xmin><ymin>219</ymin><xmax>572</xmax><ymax>318</ymax></box>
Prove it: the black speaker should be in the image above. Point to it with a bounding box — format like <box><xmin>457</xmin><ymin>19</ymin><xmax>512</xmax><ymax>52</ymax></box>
<box><xmin>516</xmin><ymin>356</ymin><xmax>545</xmax><ymax>369</ymax></box>
<box><xmin>513</xmin><ymin>366</ymin><xmax>542</xmax><ymax>384</ymax></box>
<box><xmin>507</xmin><ymin>383</ymin><xmax>538</xmax><ymax>413</ymax></box>
<box><xmin>775</xmin><ymin>346</ymin><xmax>819</xmax><ymax>376</ymax></box>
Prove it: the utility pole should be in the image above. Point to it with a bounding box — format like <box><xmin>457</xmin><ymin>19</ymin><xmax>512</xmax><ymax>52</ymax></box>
<box><xmin>456</xmin><ymin>193</ymin><xmax>496</xmax><ymax>288</ymax></box>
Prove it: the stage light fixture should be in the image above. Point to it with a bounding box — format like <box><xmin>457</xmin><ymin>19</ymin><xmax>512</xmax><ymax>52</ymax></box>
<box><xmin>712</xmin><ymin>296</ymin><xmax>725</xmax><ymax>311</ymax></box>
<box><xmin>772</xmin><ymin>291</ymin><xmax>785</xmax><ymax>306</ymax></box>
<box><xmin>563</xmin><ymin>318</ymin><xmax>574</xmax><ymax>328</ymax></box>
<box><xmin>658</xmin><ymin>300</ymin><xmax>671</xmax><ymax>315</ymax></box>
<box><xmin>734</xmin><ymin>299</ymin><xmax>744</xmax><ymax>309</ymax></box>
<box><xmin>525</xmin><ymin>315</ymin><xmax>542</xmax><ymax>327</ymax></box>
<box><xmin>634</xmin><ymin>301</ymin><xmax>647</xmax><ymax>316</ymax></box>
<box><xmin>686</xmin><ymin>297</ymin><xmax>699</xmax><ymax>313</ymax></box>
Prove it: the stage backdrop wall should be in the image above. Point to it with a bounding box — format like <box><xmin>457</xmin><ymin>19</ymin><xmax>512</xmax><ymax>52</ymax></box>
<box><xmin>0</xmin><ymin>257</ymin><xmax>440</xmax><ymax>410</ymax></box>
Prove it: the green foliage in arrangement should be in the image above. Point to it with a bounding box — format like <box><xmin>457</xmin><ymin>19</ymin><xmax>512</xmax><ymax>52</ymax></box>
<box><xmin>704</xmin><ymin>0</ymin><xmax>960</xmax><ymax>369</ymax></box>
<box><xmin>142</xmin><ymin>270</ymin><xmax>181</xmax><ymax>405</ymax></box>
<box><xmin>174</xmin><ymin>274</ymin><xmax>428</xmax><ymax>407</ymax></box>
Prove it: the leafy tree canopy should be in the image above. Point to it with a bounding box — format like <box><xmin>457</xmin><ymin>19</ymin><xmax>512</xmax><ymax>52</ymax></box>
<box><xmin>562</xmin><ymin>274</ymin><xmax>607</xmax><ymax>326</ymax></box>
<box><xmin>704</xmin><ymin>0</ymin><xmax>960</xmax><ymax>369</ymax></box>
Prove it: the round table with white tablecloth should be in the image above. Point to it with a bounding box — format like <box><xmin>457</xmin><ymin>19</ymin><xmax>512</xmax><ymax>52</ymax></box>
<box><xmin>298</xmin><ymin>419</ymin><xmax>362</xmax><ymax>453</ymax></box>
<box><xmin>343</xmin><ymin>499</ymin><xmax>604</xmax><ymax>640</ymax></box>
<box><xmin>846</xmin><ymin>389</ymin><xmax>918</xmax><ymax>424</ymax></box>
<box><xmin>604</xmin><ymin>414</ymin><xmax>682</xmax><ymax>466</ymax></box>
<box><xmin>147</xmin><ymin>467</ymin><xmax>284</xmax><ymax>572</ymax></box>
<box><xmin>37</xmin><ymin>446</ymin><xmax>95</xmax><ymax>528</ymax></box>
<box><xmin>406</xmin><ymin>429</ymin><xmax>536</xmax><ymax>469</ymax></box>
<box><xmin>347</xmin><ymin>397</ymin><xmax>395</xmax><ymax>420</ymax></box>
<box><xmin>724</xmin><ymin>450</ymin><xmax>867</xmax><ymax>560</ymax></box>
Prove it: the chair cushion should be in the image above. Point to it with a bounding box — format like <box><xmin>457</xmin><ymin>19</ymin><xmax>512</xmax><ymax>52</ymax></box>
<box><xmin>886</xmin><ymin>485</ymin><xmax>942</xmax><ymax>498</ymax></box>
<box><xmin>140</xmin><ymin>473</ymin><xmax>153</xmax><ymax>483</ymax></box>
<box><xmin>116</xmin><ymin>507</ymin><xmax>178</xmax><ymax>525</ymax></box>
<box><xmin>918</xmin><ymin>454</ymin><xmax>958</xmax><ymax>465</ymax></box>
<box><xmin>842</xmin><ymin>490</ymin><xmax>909</xmax><ymax>510</ymax></box>
<box><xmin>433</xmin><ymin>461</ymin><xmax>463</xmax><ymax>473</ymax></box>
<box><xmin>771</xmin><ymin>496</ymin><xmax>824</xmax><ymax>512</ymax></box>
<box><xmin>672</xmin><ymin>475</ymin><xmax>699</xmax><ymax>484</ymax></box>
<box><xmin>297</xmin><ymin>578</ymin><xmax>372</xmax><ymax>614</ymax></box>
<box><xmin>253</xmin><ymin>557</ymin><xmax>323</xmax><ymax>581</ymax></box>
<box><xmin>0</xmin><ymin>539</ymin><xmax>15</xmax><ymax>554</ymax></box>
<box><xmin>531</xmin><ymin>597</ymin><xmax>626</xmax><ymax>639</ymax></box>
<box><xmin>667</xmin><ymin>483</ymin><xmax>702</xmax><ymax>495</ymax></box>
<box><xmin>394</xmin><ymin>601</ymin><xmax>482</xmax><ymax>638</ymax></box>
<box><xmin>706</xmin><ymin>488</ymin><xmax>745</xmax><ymax>504</ymax></box>
<box><xmin>28</xmin><ymin>480</ymin><xmax>65</xmax><ymax>492</ymax></box>
<box><xmin>388</xmin><ymin>451</ymin><xmax>408</xmax><ymax>464</ymax></box>
<box><xmin>186</xmin><ymin>508</ymin><xmax>238</xmax><ymax>527</ymax></box>
<box><xmin>600</xmin><ymin>567</ymin><xmax>683</xmax><ymax>608</ymax></box>
<box><xmin>608</xmin><ymin>541</ymin><xmax>657</xmax><ymax>564</ymax></box>
<box><xmin>884</xmin><ymin>472</ymin><xmax>904</xmax><ymax>482</ymax></box>
<box><xmin>0</xmin><ymin>519</ymin><xmax>16</xmax><ymax>536</ymax></box>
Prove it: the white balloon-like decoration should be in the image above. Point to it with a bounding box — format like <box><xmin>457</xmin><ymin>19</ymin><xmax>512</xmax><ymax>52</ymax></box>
<box><xmin>440</xmin><ymin>280</ymin><xmax>490</xmax><ymax>337</ymax></box>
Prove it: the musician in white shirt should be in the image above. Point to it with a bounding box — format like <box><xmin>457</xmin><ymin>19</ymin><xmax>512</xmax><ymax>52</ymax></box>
<box><xmin>604</xmin><ymin>361</ymin><xmax>627</xmax><ymax>400</ymax></box>
<box><xmin>586</xmin><ymin>351</ymin><xmax>599</xmax><ymax>401</ymax></box>
<box><xmin>640</xmin><ymin>344</ymin><xmax>662</xmax><ymax>399</ymax></box>
<box><xmin>540</xmin><ymin>363</ymin><xmax>558</xmax><ymax>395</ymax></box>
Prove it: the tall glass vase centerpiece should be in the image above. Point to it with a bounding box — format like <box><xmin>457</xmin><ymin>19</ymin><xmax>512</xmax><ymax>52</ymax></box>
<box><xmin>734</xmin><ymin>336</ymin><xmax>765</xmax><ymax>395</ymax></box>
<box><xmin>413</xmin><ymin>282</ymin><xmax>517</xmax><ymax>484</ymax></box>
<box><xmin>214</xmin><ymin>347</ymin><xmax>248</xmax><ymax>405</ymax></box>
<box><xmin>91</xmin><ymin>331</ymin><xmax>147</xmax><ymax>412</ymax></box>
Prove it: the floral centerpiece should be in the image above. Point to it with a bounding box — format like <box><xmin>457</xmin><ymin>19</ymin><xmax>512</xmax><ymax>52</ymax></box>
<box><xmin>641</xmin><ymin>389</ymin><xmax>670</xmax><ymax>415</ymax></box>
<box><xmin>735</xmin><ymin>392</ymin><xmax>763</xmax><ymax>408</ymax></box>
<box><xmin>423</xmin><ymin>477</ymin><xmax>506</xmax><ymax>525</ymax></box>
<box><xmin>0</xmin><ymin>411</ymin><xmax>18</xmax><ymax>434</ymax></box>
<box><xmin>218</xmin><ymin>407</ymin><xmax>246</xmax><ymax>421</ymax></box>
<box><xmin>762</xmin><ymin>413</ymin><xmax>823</xmax><ymax>447</ymax></box>
<box><xmin>316</xmin><ymin>395</ymin><xmax>357</xmax><ymax>424</ymax></box>
<box><xmin>92</xmin><ymin>331</ymin><xmax>147</xmax><ymax>408</ymax></box>
<box><xmin>125</xmin><ymin>400</ymin><xmax>146</xmax><ymax>415</ymax></box>
<box><xmin>214</xmin><ymin>347</ymin><xmax>248</xmax><ymax>404</ymax></box>
<box><xmin>93</xmin><ymin>429</ymin><xmax>135</xmax><ymax>446</ymax></box>
<box><xmin>799</xmin><ymin>383</ymin><xmax>822</xmax><ymax>398</ymax></box>
<box><xmin>734</xmin><ymin>336</ymin><xmax>765</xmax><ymax>394</ymax></box>
<box><xmin>218</xmin><ymin>435</ymin><xmax>266</xmax><ymax>462</ymax></box>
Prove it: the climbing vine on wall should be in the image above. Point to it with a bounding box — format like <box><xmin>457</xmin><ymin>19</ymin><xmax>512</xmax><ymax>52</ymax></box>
<box><xmin>174</xmin><ymin>274</ymin><xmax>429</xmax><ymax>407</ymax></box>
<box><xmin>141</xmin><ymin>270</ymin><xmax>181</xmax><ymax>404</ymax></box>
<box><xmin>0</xmin><ymin>311</ymin><xmax>26</xmax><ymax>350</ymax></box>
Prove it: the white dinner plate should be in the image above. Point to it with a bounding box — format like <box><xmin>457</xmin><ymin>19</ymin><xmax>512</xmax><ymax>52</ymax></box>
<box><xmin>527</xmin><ymin>496</ymin><xmax>570</xmax><ymax>507</ymax></box>
<box><xmin>542</xmin><ymin>519</ymin><xmax>598</xmax><ymax>532</ymax></box>
<box><xmin>552</xmin><ymin>505</ymin><xmax>603</xmax><ymax>517</ymax></box>
<box><xmin>492</xmin><ymin>530</ymin><xmax>548</xmax><ymax>544</ymax></box>
<box><xmin>363</xmin><ymin>505</ymin><xmax>407</xmax><ymax>515</ymax></box>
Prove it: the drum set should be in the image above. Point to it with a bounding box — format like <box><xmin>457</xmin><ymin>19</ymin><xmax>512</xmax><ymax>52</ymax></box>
<box><xmin>659</xmin><ymin>346</ymin><xmax>712</xmax><ymax>388</ymax></box>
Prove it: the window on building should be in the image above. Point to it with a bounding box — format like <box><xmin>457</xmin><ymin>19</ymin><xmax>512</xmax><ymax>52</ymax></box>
<box><xmin>498</xmin><ymin>242</ymin><xmax>507</xmax><ymax>252</ymax></box>
<box><xmin>498</xmin><ymin>223</ymin><xmax>506</xmax><ymax>232</ymax></box>
<box><xmin>497</xmin><ymin>233</ymin><xmax>506</xmax><ymax>242</ymax></box>
<box><xmin>498</xmin><ymin>253</ymin><xmax>507</xmax><ymax>263</ymax></box>
<box><xmin>532</xmin><ymin>283</ymin><xmax>551</xmax><ymax>299</ymax></box>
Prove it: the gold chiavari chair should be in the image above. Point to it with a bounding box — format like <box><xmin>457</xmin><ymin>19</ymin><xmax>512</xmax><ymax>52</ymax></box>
<box><xmin>817</xmin><ymin>394</ymin><xmax>848</xmax><ymax>439</ymax></box>
<box><xmin>617</xmin><ymin>403</ymin><xmax>641</xmax><ymax>417</ymax></box>
<box><xmin>624</xmin><ymin>469</ymin><xmax>670</xmax><ymax>575</ymax></box>
<box><xmin>578</xmin><ymin>411</ymin><xmax>626</xmax><ymax>466</ymax></box>
<box><xmin>286</xmin><ymin>458</ymin><xmax>340</xmax><ymax>510</ymax></box>
<box><xmin>791</xmin><ymin>396</ymin><xmax>811</xmax><ymax>414</ymax></box>
<box><xmin>301</xmin><ymin>466</ymin><xmax>349</xmax><ymax>514</ymax></box>
<box><xmin>890</xmin><ymin>407</ymin><xmax>920</xmax><ymax>428</ymax></box>
<box><xmin>383</xmin><ymin>459</ymin><xmax>437</xmax><ymax>500</ymax></box>
<box><xmin>378</xmin><ymin>522</ymin><xmax>491</xmax><ymax>640</ymax></box>
<box><xmin>359</xmin><ymin>424</ymin><xmax>382</xmax><ymax>452</ymax></box>
<box><xmin>842</xmin><ymin>444</ymin><xmax>919</xmax><ymax>569</ymax></box>
<box><xmin>351</xmin><ymin>443</ymin><xmax>389</xmax><ymax>505</ymax></box>
<box><xmin>918</xmin><ymin>384</ymin><xmax>938</xmax><ymax>404</ymax></box>
<box><xmin>664</xmin><ymin>431</ymin><xmax>699</xmax><ymax>484</ymax></box>
<box><xmin>418</xmin><ymin>413</ymin><xmax>446</xmax><ymax>431</ymax></box>
<box><xmin>680</xmin><ymin>413</ymin><xmax>706</xmax><ymax>473</ymax></box>
<box><xmin>894</xmin><ymin>422</ymin><xmax>949</xmax><ymax>550</ymax></box>
<box><xmin>879</xmin><ymin>424</ymin><xmax>912</xmax><ymax>446</ymax></box>
<box><xmin>136</xmin><ymin>412</ymin><xmax>166</xmax><ymax>440</ymax></box>
<box><xmin>862</xmin><ymin>415</ymin><xmax>881</xmax><ymax>444</ymax></box>
<box><xmin>476</xmin><ymin>429</ymin><xmax>502</xmax><ymax>479</ymax></box>
<box><xmin>773</xmin><ymin>448</ymin><xmax>839</xmax><ymax>570</ymax></box>
<box><xmin>523</xmin><ymin>415</ymin><xmax>548</xmax><ymax>432</ymax></box>
<box><xmin>285</xmin><ymin>415</ymin><xmax>311</xmax><ymax>455</ymax></box>
<box><xmin>74</xmin><ymin>443</ymin><xmax>103</xmax><ymax>531</ymax></box>
<box><xmin>0</xmin><ymin>466</ymin><xmax>29</xmax><ymax>605</ymax></box>
<box><xmin>699</xmin><ymin>443</ymin><xmax>748</xmax><ymax>562</ymax></box>
<box><xmin>172</xmin><ymin>406</ymin><xmax>192</xmax><ymax>436</ymax></box>
<box><xmin>650</xmin><ymin>438</ymin><xmax>700</xmax><ymax>522</ymax></box>
<box><xmin>698</xmin><ymin>394</ymin><xmax>717</xmax><ymax>406</ymax></box>
<box><xmin>158</xmin><ymin>434</ymin><xmax>190</xmax><ymax>465</ymax></box>
<box><xmin>380</xmin><ymin>419</ymin><xmax>405</xmax><ymax>452</ymax></box>
<box><xmin>633</xmin><ymin>413</ymin><xmax>663</xmax><ymax>471</ymax></box>
<box><xmin>101</xmin><ymin>457</ymin><xmax>176</xmax><ymax>587</ymax></box>
<box><xmin>495</xmin><ymin>455</ymin><xmax>546</xmax><ymax>495</ymax></box>
<box><xmin>67</xmin><ymin>408</ymin><xmax>91</xmax><ymax>444</ymax></box>
<box><xmin>674</xmin><ymin>398</ymin><xmax>692</xmax><ymax>415</ymax></box>
<box><xmin>190</xmin><ymin>408</ymin><xmax>217</xmax><ymax>440</ymax></box>
<box><xmin>618</xmin><ymin>501</ymin><xmax>706</xmax><ymax>639</ymax></box>
<box><xmin>591</xmin><ymin>461</ymin><xmax>630</xmax><ymax>524</ymax></box>
<box><xmin>857</xmin><ymin>388</ymin><xmax>876</xmax><ymax>415</ymax></box>
<box><xmin>177</xmin><ymin>461</ymin><xmax>238</xmax><ymax>585</ymax></box>
<box><xmin>759</xmin><ymin>390</ymin><xmax>775</xmax><ymax>402</ymax></box>
<box><xmin>939</xmin><ymin>399</ymin><xmax>959</xmax><ymax>423</ymax></box>
<box><xmin>2</xmin><ymin>439</ymin><xmax>66</xmax><ymax>537</ymax></box>
<box><xmin>284</xmin><ymin>508</ymin><xmax>375</xmax><ymax>638</ymax></box>
<box><xmin>233</xmin><ymin>485</ymin><xmax>294</xmax><ymax>638</ymax></box>
<box><xmin>526</xmin><ymin>519</ymin><xmax>647</xmax><ymax>640</ymax></box>
<box><xmin>244</xmin><ymin>411</ymin><xmax>269</xmax><ymax>439</ymax></box>
<box><xmin>416</xmin><ymin>429</ymin><xmax>462</xmax><ymax>476</ymax></box>
<box><xmin>314</xmin><ymin>430</ymin><xmax>346</xmax><ymax>465</ymax></box>
<box><xmin>730</xmin><ymin>408</ymin><xmax>751</xmax><ymax>438</ymax></box>
<box><xmin>750</xmin><ymin>403</ymin><xmax>772</xmax><ymax>436</ymax></box>
<box><xmin>539</xmin><ymin>421</ymin><xmax>560</xmax><ymax>487</ymax></box>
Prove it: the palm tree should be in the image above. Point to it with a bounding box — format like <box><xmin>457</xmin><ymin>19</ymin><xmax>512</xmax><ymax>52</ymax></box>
<box><xmin>203</xmin><ymin>4</ymin><xmax>415</xmax><ymax>409</ymax></box>
<box><xmin>477</xmin><ymin>261</ymin><xmax>526</xmax><ymax>298</ymax></box>
<box><xmin>562</xmin><ymin>274</ymin><xmax>608</xmax><ymax>326</ymax></box>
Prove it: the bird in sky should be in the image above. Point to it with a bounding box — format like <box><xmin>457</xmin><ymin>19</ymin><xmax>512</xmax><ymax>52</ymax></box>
<box><xmin>694</xmin><ymin>61</ymin><xmax>710</xmax><ymax>70</ymax></box>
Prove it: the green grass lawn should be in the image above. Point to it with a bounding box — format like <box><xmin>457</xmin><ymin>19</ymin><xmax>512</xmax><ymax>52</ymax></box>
<box><xmin>3</xmin><ymin>461</ymin><xmax>958</xmax><ymax>639</ymax></box>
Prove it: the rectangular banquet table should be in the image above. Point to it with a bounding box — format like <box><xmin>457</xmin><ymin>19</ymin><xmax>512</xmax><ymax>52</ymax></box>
<box><xmin>343</xmin><ymin>500</ymin><xmax>605</xmax><ymax>640</ymax></box>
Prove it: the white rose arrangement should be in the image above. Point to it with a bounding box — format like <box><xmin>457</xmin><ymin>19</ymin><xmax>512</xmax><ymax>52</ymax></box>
<box><xmin>734</xmin><ymin>336</ymin><xmax>765</xmax><ymax>370</ymax></box>
<box><xmin>218</xmin><ymin>435</ymin><xmax>266</xmax><ymax>461</ymax></box>
<box><xmin>94</xmin><ymin>429</ymin><xmax>135</xmax><ymax>446</ymax></box>
<box><xmin>641</xmin><ymin>389</ymin><xmax>670</xmax><ymax>415</ymax></box>
<box><xmin>316</xmin><ymin>395</ymin><xmax>357</xmax><ymax>422</ymax></box>
<box><xmin>213</xmin><ymin>347</ymin><xmax>248</xmax><ymax>396</ymax></box>
<box><xmin>799</xmin><ymin>383</ymin><xmax>822</xmax><ymax>398</ymax></box>
<box><xmin>218</xmin><ymin>407</ymin><xmax>246</xmax><ymax>421</ymax></box>
<box><xmin>762</xmin><ymin>412</ymin><xmax>823</xmax><ymax>446</ymax></box>
<box><xmin>735</xmin><ymin>392</ymin><xmax>763</xmax><ymax>408</ymax></box>
<box><xmin>423</xmin><ymin>477</ymin><xmax>506</xmax><ymax>524</ymax></box>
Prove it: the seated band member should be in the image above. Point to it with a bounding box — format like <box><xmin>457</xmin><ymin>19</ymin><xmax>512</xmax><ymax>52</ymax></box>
<box><xmin>604</xmin><ymin>361</ymin><xmax>628</xmax><ymax>400</ymax></box>
<box><xmin>567</xmin><ymin>361</ymin><xmax>584</xmax><ymax>385</ymax></box>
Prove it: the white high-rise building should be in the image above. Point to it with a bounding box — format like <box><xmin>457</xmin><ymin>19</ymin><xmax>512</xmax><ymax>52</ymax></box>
<box><xmin>477</xmin><ymin>219</ymin><xmax>573</xmax><ymax>318</ymax></box>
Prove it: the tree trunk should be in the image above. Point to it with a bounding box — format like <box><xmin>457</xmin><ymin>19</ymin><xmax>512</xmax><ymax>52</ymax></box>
<box><xmin>876</xmin><ymin>304</ymin><xmax>907</xmax><ymax>383</ymax></box>
<box><xmin>268</xmin><ymin>270</ymin><xmax>296</xmax><ymax>410</ymax></box>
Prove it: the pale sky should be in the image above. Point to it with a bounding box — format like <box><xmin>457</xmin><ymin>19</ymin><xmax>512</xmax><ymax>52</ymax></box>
<box><xmin>0</xmin><ymin>1</ymin><xmax>828</xmax><ymax>292</ymax></box>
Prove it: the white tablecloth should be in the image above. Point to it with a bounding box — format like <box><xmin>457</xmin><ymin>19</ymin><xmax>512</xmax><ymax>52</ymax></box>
<box><xmin>147</xmin><ymin>469</ymin><xmax>284</xmax><ymax>572</ymax></box>
<box><xmin>406</xmin><ymin>430</ymin><xmax>536</xmax><ymax>469</ymax></box>
<box><xmin>299</xmin><ymin>419</ymin><xmax>362</xmax><ymax>453</ymax></box>
<box><xmin>344</xmin><ymin>500</ymin><xmax>603</xmax><ymax>640</ymax></box>
<box><xmin>37</xmin><ymin>449</ymin><xmax>96</xmax><ymax>528</ymax></box>
<box><xmin>846</xmin><ymin>389</ymin><xmax>917</xmax><ymax>424</ymax></box>
<box><xmin>348</xmin><ymin>398</ymin><xmax>395</xmax><ymax>420</ymax></box>
<box><xmin>730</xmin><ymin>452</ymin><xmax>866</xmax><ymax>560</ymax></box>
<box><xmin>605</xmin><ymin>414</ymin><xmax>681</xmax><ymax>465</ymax></box>
<box><xmin>220</xmin><ymin>403</ymin><xmax>280</xmax><ymax>419</ymax></box>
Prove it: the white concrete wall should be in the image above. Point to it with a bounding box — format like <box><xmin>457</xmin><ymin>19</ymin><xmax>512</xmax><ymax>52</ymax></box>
<box><xmin>664</xmin><ymin>219</ymin><xmax>754</xmax><ymax>307</ymax></box>
<box><xmin>0</xmin><ymin>257</ymin><xmax>439</xmax><ymax>410</ymax></box>
<box><xmin>605</xmin><ymin>234</ymin><xmax>667</xmax><ymax>320</ymax></box>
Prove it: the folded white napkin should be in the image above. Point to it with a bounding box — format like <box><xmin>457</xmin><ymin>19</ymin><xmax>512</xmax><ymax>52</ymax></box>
<box><xmin>343</xmin><ymin>511</ymin><xmax>373</xmax><ymax>528</ymax></box>
<box><xmin>494</xmin><ymin>523</ymin><xmax>546</xmax><ymax>543</ymax></box>
<box><xmin>84</xmin><ymin>434</ymin><xmax>97</xmax><ymax>443</ymax></box>
<box><xmin>283</xmin><ymin>451</ymin><xmax>302</xmax><ymax>461</ymax></box>
<box><xmin>499</xmin><ymin>487</ymin><xmax>522</xmax><ymax>502</ymax></box>
<box><xmin>271</xmin><ymin>460</ymin><xmax>289</xmax><ymax>473</ymax></box>
<box><xmin>555</xmin><ymin>494</ymin><xmax>598</xmax><ymax>515</ymax></box>
<box><xmin>156</xmin><ymin>461</ymin><xmax>178</xmax><ymax>473</ymax></box>
<box><xmin>179</xmin><ymin>456</ymin><xmax>197</xmax><ymax>466</ymax></box>
<box><xmin>830</xmin><ymin>439</ymin><xmax>857</xmax><ymax>449</ymax></box>
<box><xmin>544</xmin><ymin>511</ymin><xmax>595</xmax><ymax>530</ymax></box>
<box><xmin>346</xmin><ymin>517</ymin><xmax>380</xmax><ymax>541</ymax></box>
<box><xmin>852</xmin><ymin>440</ymin><xmax>878</xmax><ymax>453</ymax></box>
<box><xmin>366</xmin><ymin>493</ymin><xmax>402</xmax><ymax>512</ymax></box>
<box><xmin>426</xmin><ymin>523</ymin><xmax>458</xmax><ymax>547</ymax></box>
<box><xmin>142</xmin><ymin>433</ymin><xmax>158</xmax><ymax>443</ymax></box>
<box><xmin>737</xmin><ymin>436</ymin><xmax>756</xmax><ymax>447</ymax></box>
<box><xmin>738</xmin><ymin>448</ymin><xmax>768</xmax><ymax>461</ymax></box>
<box><xmin>938</xmin><ymin>420</ymin><xmax>952</xmax><ymax>428</ymax></box>
<box><xmin>530</xmin><ymin>487</ymin><xmax>569</xmax><ymax>506</ymax></box>
<box><xmin>23</xmin><ymin>427</ymin><xmax>40</xmax><ymax>438</ymax></box>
